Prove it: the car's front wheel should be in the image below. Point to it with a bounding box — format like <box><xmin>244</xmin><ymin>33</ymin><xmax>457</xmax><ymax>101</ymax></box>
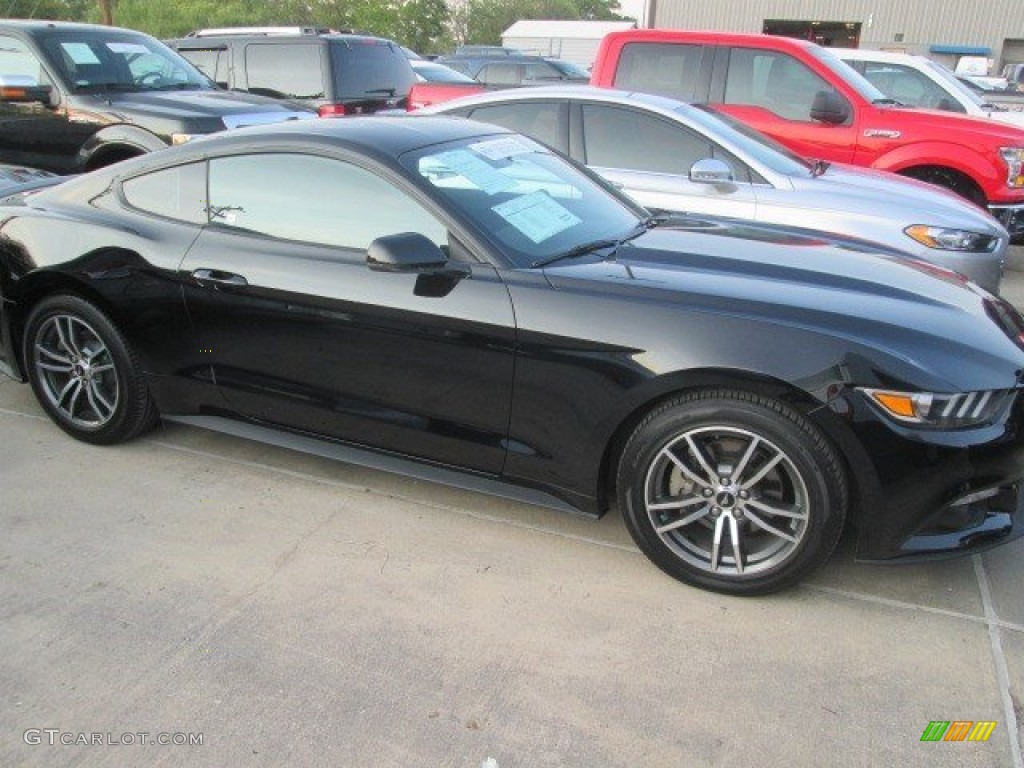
<box><xmin>617</xmin><ymin>390</ymin><xmax>846</xmax><ymax>595</ymax></box>
<box><xmin>25</xmin><ymin>294</ymin><xmax>157</xmax><ymax>445</ymax></box>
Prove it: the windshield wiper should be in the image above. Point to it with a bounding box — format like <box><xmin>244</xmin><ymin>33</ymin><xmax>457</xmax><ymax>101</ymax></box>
<box><xmin>530</xmin><ymin>215</ymin><xmax>667</xmax><ymax>269</ymax></box>
<box><xmin>872</xmin><ymin>97</ymin><xmax>906</xmax><ymax>106</ymax></box>
<box><xmin>74</xmin><ymin>82</ymin><xmax>141</xmax><ymax>93</ymax></box>
<box><xmin>810</xmin><ymin>158</ymin><xmax>830</xmax><ymax>177</ymax></box>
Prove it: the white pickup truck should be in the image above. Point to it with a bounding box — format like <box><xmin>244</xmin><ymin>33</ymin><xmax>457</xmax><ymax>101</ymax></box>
<box><xmin>835</xmin><ymin>48</ymin><xmax>1024</xmax><ymax>126</ymax></box>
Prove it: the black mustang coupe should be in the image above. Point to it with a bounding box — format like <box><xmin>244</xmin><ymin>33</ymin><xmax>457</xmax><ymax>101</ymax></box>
<box><xmin>1</xmin><ymin>117</ymin><xmax>1023</xmax><ymax>594</ymax></box>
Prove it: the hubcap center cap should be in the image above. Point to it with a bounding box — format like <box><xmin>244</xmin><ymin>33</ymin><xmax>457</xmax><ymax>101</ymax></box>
<box><xmin>715</xmin><ymin>491</ymin><xmax>736</xmax><ymax>509</ymax></box>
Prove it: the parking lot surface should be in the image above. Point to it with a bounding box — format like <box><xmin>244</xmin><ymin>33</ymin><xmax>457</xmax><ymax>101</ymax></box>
<box><xmin>3</xmin><ymin>257</ymin><xmax>1024</xmax><ymax>767</ymax></box>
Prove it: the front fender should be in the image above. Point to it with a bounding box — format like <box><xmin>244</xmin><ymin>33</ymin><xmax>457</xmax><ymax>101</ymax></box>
<box><xmin>869</xmin><ymin>140</ymin><xmax>1003</xmax><ymax>193</ymax></box>
<box><xmin>76</xmin><ymin>125</ymin><xmax>168</xmax><ymax>170</ymax></box>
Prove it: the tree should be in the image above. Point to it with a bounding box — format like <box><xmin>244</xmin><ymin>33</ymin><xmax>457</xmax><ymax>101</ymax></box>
<box><xmin>1</xmin><ymin>0</ymin><xmax>91</xmax><ymax>20</ymax></box>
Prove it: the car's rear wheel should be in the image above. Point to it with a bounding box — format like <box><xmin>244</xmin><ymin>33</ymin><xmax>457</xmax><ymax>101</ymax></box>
<box><xmin>25</xmin><ymin>295</ymin><xmax>157</xmax><ymax>444</ymax></box>
<box><xmin>617</xmin><ymin>390</ymin><xmax>846</xmax><ymax>595</ymax></box>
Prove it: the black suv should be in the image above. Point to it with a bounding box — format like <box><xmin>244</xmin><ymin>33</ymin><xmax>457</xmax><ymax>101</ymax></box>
<box><xmin>168</xmin><ymin>28</ymin><xmax>417</xmax><ymax>115</ymax></box>
<box><xmin>0</xmin><ymin>20</ymin><xmax>314</xmax><ymax>173</ymax></box>
<box><xmin>436</xmin><ymin>54</ymin><xmax>590</xmax><ymax>86</ymax></box>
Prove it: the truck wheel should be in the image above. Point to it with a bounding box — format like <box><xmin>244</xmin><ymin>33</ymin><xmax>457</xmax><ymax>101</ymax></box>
<box><xmin>900</xmin><ymin>166</ymin><xmax>986</xmax><ymax>208</ymax></box>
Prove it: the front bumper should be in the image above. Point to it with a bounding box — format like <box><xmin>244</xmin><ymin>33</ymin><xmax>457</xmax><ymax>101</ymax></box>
<box><xmin>989</xmin><ymin>202</ymin><xmax>1024</xmax><ymax>238</ymax></box>
<box><xmin>830</xmin><ymin>390</ymin><xmax>1024</xmax><ymax>562</ymax></box>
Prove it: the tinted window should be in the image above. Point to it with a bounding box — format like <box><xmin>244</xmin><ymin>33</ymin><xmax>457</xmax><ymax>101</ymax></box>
<box><xmin>467</xmin><ymin>102</ymin><xmax>567</xmax><ymax>152</ymax></box>
<box><xmin>0</xmin><ymin>35</ymin><xmax>47</xmax><ymax>83</ymax></box>
<box><xmin>329</xmin><ymin>41</ymin><xmax>415</xmax><ymax>99</ymax></box>
<box><xmin>613</xmin><ymin>43</ymin><xmax>705</xmax><ymax>101</ymax></box>
<box><xmin>177</xmin><ymin>47</ymin><xmax>228</xmax><ymax>87</ymax></box>
<box><xmin>479</xmin><ymin>62</ymin><xmax>522</xmax><ymax>85</ymax></box>
<box><xmin>523</xmin><ymin>62</ymin><xmax>562</xmax><ymax>81</ymax></box>
<box><xmin>122</xmin><ymin>162</ymin><xmax>207</xmax><ymax>224</ymax></box>
<box><xmin>724</xmin><ymin>48</ymin><xmax>848</xmax><ymax>122</ymax></box>
<box><xmin>207</xmin><ymin>154</ymin><xmax>446</xmax><ymax>250</ymax></box>
<box><xmin>582</xmin><ymin>105</ymin><xmax>716</xmax><ymax>174</ymax></box>
<box><xmin>244</xmin><ymin>44</ymin><xmax>324</xmax><ymax>100</ymax></box>
<box><xmin>860</xmin><ymin>61</ymin><xmax>966</xmax><ymax>112</ymax></box>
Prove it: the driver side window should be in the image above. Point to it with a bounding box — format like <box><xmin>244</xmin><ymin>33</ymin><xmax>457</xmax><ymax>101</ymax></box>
<box><xmin>207</xmin><ymin>153</ymin><xmax>448</xmax><ymax>252</ymax></box>
<box><xmin>724</xmin><ymin>48</ymin><xmax>847</xmax><ymax>122</ymax></box>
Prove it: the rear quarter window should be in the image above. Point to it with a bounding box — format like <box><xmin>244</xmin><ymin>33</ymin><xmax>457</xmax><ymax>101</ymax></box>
<box><xmin>244</xmin><ymin>43</ymin><xmax>325</xmax><ymax>100</ymax></box>
<box><xmin>121</xmin><ymin>162</ymin><xmax>207</xmax><ymax>225</ymax></box>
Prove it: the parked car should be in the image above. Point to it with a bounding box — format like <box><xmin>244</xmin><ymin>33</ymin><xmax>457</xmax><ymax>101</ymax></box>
<box><xmin>439</xmin><ymin>54</ymin><xmax>590</xmax><ymax>86</ymax></box>
<box><xmin>427</xmin><ymin>85</ymin><xmax>1009</xmax><ymax>292</ymax></box>
<box><xmin>590</xmin><ymin>30</ymin><xmax>1024</xmax><ymax>239</ymax></box>
<box><xmin>0</xmin><ymin>163</ymin><xmax>54</xmax><ymax>190</ymax></box>
<box><xmin>834</xmin><ymin>48</ymin><xmax>1024</xmax><ymax>127</ymax></box>
<box><xmin>0</xmin><ymin>20</ymin><xmax>314</xmax><ymax>173</ymax></box>
<box><xmin>167</xmin><ymin>27</ymin><xmax>416</xmax><ymax>115</ymax></box>
<box><xmin>2</xmin><ymin>116</ymin><xmax>1024</xmax><ymax>595</ymax></box>
<box><xmin>410</xmin><ymin>59</ymin><xmax>477</xmax><ymax>84</ymax></box>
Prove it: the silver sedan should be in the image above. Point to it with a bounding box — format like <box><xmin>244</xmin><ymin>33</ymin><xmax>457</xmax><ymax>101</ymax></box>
<box><xmin>425</xmin><ymin>85</ymin><xmax>1010</xmax><ymax>293</ymax></box>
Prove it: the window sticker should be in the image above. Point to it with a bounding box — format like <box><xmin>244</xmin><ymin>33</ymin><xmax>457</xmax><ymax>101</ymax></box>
<box><xmin>106</xmin><ymin>42</ymin><xmax>152</xmax><ymax>55</ymax></box>
<box><xmin>470</xmin><ymin>137</ymin><xmax>535</xmax><ymax>161</ymax></box>
<box><xmin>492</xmin><ymin>191</ymin><xmax>581</xmax><ymax>244</ymax></box>
<box><xmin>59</xmin><ymin>43</ymin><xmax>101</xmax><ymax>65</ymax></box>
<box><xmin>435</xmin><ymin>149</ymin><xmax>515</xmax><ymax>195</ymax></box>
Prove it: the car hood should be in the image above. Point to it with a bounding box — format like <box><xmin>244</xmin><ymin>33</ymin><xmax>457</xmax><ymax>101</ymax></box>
<box><xmin>789</xmin><ymin>162</ymin><xmax>1006</xmax><ymax>234</ymax></box>
<box><xmin>85</xmin><ymin>88</ymin><xmax>316</xmax><ymax>125</ymax></box>
<box><xmin>541</xmin><ymin>218</ymin><xmax>1024</xmax><ymax>391</ymax></box>
<box><xmin>881</xmin><ymin>103</ymin><xmax>1024</xmax><ymax>142</ymax></box>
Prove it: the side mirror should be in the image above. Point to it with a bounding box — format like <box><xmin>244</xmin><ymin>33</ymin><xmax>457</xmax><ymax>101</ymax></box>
<box><xmin>0</xmin><ymin>75</ymin><xmax>53</xmax><ymax>106</ymax></box>
<box><xmin>367</xmin><ymin>232</ymin><xmax>449</xmax><ymax>272</ymax></box>
<box><xmin>810</xmin><ymin>90</ymin><xmax>850</xmax><ymax>124</ymax></box>
<box><xmin>689</xmin><ymin>158</ymin><xmax>734</xmax><ymax>184</ymax></box>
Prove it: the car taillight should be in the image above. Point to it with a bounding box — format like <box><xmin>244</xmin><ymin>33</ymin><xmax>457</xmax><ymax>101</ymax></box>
<box><xmin>317</xmin><ymin>103</ymin><xmax>351</xmax><ymax>117</ymax></box>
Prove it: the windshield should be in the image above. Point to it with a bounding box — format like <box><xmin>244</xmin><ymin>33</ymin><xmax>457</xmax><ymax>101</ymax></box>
<box><xmin>413</xmin><ymin>62</ymin><xmax>476</xmax><ymax>84</ymax></box>
<box><xmin>548</xmin><ymin>59</ymin><xmax>590</xmax><ymax>78</ymax></box>
<box><xmin>402</xmin><ymin>135</ymin><xmax>642</xmax><ymax>267</ymax></box>
<box><xmin>689</xmin><ymin>104</ymin><xmax>812</xmax><ymax>174</ymax></box>
<box><xmin>923</xmin><ymin>58</ymin><xmax>988</xmax><ymax>107</ymax></box>
<box><xmin>37</xmin><ymin>29</ymin><xmax>211</xmax><ymax>92</ymax></box>
<box><xmin>809</xmin><ymin>46</ymin><xmax>888</xmax><ymax>103</ymax></box>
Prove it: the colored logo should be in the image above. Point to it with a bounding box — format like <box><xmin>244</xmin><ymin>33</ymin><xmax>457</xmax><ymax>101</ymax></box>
<box><xmin>920</xmin><ymin>721</ymin><xmax>997</xmax><ymax>742</ymax></box>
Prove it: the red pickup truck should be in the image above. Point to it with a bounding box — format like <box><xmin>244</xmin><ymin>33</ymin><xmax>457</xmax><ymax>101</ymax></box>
<box><xmin>591</xmin><ymin>30</ymin><xmax>1024</xmax><ymax>236</ymax></box>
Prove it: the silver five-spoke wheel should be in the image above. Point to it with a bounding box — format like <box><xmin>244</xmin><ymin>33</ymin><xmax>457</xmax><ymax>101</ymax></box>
<box><xmin>618</xmin><ymin>390</ymin><xmax>846</xmax><ymax>595</ymax></box>
<box><xmin>644</xmin><ymin>426</ymin><xmax>809</xmax><ymax>577</ymax></box>
<box><xmin>25</xmin><ymin>295</ymin><xmax>157</xmax><ymax>445</ymax></box>
<box><xmin>34</xmin><ymin>314</ymin><xmax>119</xmax><ymax>428</ymax></box>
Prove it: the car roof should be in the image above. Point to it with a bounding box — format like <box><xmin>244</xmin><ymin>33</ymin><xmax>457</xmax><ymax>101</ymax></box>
<box><xmin>0</xmin><ymin>19</ymin><xmax>148</xmax><ymax>34</ymax></box>
<box><xmin>832</xmin><ymin>47</ymin><xmax>928</xmax><ymax>62</ymax></box>
<box><xmin>179</xmin><ymin>115</ymin><xmax>511</xmax><ymax>159</ymax></box>
<box><xmin>169</xmin><ymin>31</ymin><xmax>395</xmax><ymax>46</ymax></box>
<box><xmin>425</xmin><ymin>83</ymin><xmax>689</xmax><ymax>114</ymax></box>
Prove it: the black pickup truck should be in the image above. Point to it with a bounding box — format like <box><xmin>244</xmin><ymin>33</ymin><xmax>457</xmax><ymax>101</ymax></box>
<box><xmin>0</xmin><ymin>20</ymin><xmax>314</xmax><ymax>173</ymax></box>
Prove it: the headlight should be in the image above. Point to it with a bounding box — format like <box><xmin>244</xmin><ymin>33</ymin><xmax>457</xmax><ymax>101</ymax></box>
<box><xmin>1000</xmin><ymin>146</ymin><xmax>1024</xmax><ymax>187</ymax></box>
<box><xmin>170</xmin><ymin>133</ymin><xmax>197</xmax><ymax>146</ymax></box>
<box><xmin>903</xmin><ymin>225</ymin><xmax>997</xmax><ymax>252</ymax></box>
<box><xmin>860</xmin><ymin>388</ymin><xmax>1014</xmax><ymax>428</ymax></box>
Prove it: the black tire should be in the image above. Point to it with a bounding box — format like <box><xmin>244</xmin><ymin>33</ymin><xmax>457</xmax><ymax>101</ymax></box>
<box><xmin>24</xmin><ymin>294</ymin><xmax>157</xmax><ymax>445</ymax></box>
<box><xmin>617</xmin><ymin>390</ymin><xmax>846</xmax><ymax>595</ymax></box>
<box><xmin>899</xmin><ymin>166</ymin><xmax>987</xmax><ymax>209</ymax></box>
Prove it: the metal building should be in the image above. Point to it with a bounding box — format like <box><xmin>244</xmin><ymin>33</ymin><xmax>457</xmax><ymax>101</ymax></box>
<box><xmin>649</xmin><ymin>1</ymin><xmax>1024</xmax><ymax>71</ymax></box>
<box><xmin>501</xmin><ymin>20</ymin><xmax>637</xmax><ymax>67</ymax></box>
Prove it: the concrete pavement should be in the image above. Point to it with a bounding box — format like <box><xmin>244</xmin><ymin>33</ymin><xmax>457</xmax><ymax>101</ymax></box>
<box><xmin>2</xmin><ymin>269</ymin><xmax>1024</xmax><ymax>767</ymax></box>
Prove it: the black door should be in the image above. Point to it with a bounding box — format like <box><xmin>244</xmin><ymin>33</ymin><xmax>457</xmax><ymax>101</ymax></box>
<box><xmin>180</xmin><ymin>151</ymin><xmax>516</xmax><ymax>474</ymax></box>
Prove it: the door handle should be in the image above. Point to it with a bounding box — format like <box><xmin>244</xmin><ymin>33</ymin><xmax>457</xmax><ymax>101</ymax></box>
<box><xmin>191</xmin><ymin>268</ymin><xmax>248</xmax><ymax>287</ymax></box>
